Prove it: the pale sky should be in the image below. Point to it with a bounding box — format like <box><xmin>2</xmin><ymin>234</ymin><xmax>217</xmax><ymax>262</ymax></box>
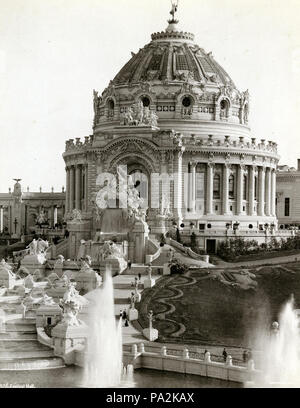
<box><xmin>0</xmin><ymin>0</ymin><xmax>299</xmax><ymax>193</ymax></box>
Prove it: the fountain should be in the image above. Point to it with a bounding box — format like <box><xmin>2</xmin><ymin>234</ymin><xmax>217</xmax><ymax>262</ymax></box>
<box><xmin>83</xmin><ymin>267</ymin><xmax>123</xmax><ymax>387</ymax></box>
<box><xmin>254</xmin><ymin>296</ymin><xmax>300</xmax><ymax>387</ymax></box>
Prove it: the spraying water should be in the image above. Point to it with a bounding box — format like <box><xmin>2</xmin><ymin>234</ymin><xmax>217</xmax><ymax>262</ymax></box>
<box><xmin>83</xmin><ymin>267</ymin><xmax>123</xmax><ymax>387</ymax></box>
<box><xmin>255</xmin><ymin>296</ymin><xmax>300</xmax><ymax>387</ymax></box>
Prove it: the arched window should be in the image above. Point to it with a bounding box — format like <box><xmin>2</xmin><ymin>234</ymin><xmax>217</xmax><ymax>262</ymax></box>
<box><xmin>142</xmin><ymin>96</ymin><xmax>150</xmax><ymax>107</ymax></box>
<box><xmin>213</xmin><ymin>174</ymin><xmax>220</xmax><ymax>199</ymax></box>
<box><xmin>243</xmin><ymin>175</ymin><xmax>247</xmax><ymax>200</ymax></box>
<box><xmin>107</xmin><ymin>99</ymin><xmax>115</xmax><ymax>118</ymax></box>
<box><xmin>220</xmin><ymin>99</ymin><xmax>229</xmax><ymax>119</ymax></box>
<box><xmin>229</xmin><ymin>175</ymin><xmax>235</xmax><ymax>199</ymax></box>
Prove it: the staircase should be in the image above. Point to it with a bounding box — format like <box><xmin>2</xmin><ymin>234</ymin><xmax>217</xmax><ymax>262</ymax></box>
<box><xmin>0</xmin><ymin>293</ymin><xmax>65</xmax><ymax>370</ymax></box>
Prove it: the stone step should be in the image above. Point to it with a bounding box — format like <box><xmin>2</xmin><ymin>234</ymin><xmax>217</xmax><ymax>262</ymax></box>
<box><xmin>0</xmin><ymin>349</ymin><xmax>54</xmax><ymax>359</ymax></box>
<box><xmin>113</xmin><ymin>282</ymin><xmax>144</xmax><ymax>290</ymax></box>
<box><xmin>0</xmin><ymin>356</ymin><xmax>65</xmax><ymax>370</ymax></box>
<box><xmin>0</xmin><ymin>340</ymin><xmax>51</xmax><ymax>351</ymax></box>
<box><xmin>0</xmin><ymin>296</ymin><xmax>21</xmax><ymax>304</ymax></box>
<box><xmin>5</xmin><ymin>323</ymin><xmax>37</xmax><ymax>333</ymax></box>
<box><xmin>0</xmin><ymin>333</ymin><xmax>38</xmax><ymax>340</ymax></box>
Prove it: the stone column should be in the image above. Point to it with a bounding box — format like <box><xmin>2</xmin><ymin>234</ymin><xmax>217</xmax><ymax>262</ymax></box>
<box><xmin>188</xmin><ymin>162</ymin><xmax>193</xmax><ymax>212</ymax></box>
<box><xmin>85</xmin><ymin>164</ymin><xmax>88</xmax><ymax>212</ymax></box>
<box><xmin>0</xmin><ymin>206</ymin><xmax>3</xmax><ymax>233</ymax></box>
<box><xmin>248</xmin><ymin>166</ymin><xmax>255</xmax><ymax>216</ymax></box>
<box><xmin>54</xmin><ymin>206</ymin><xmax>58</xmax><ymax>225</ymax></box>
<box><xmin>271</xmin><ymin>168</ymin><xmax>276</xmax><ymax>216</ymax></box>
<box><xmin>258</xmin><ymin>166</ymin><xmax>265</xmax><ymax>216</ymax></box>
<box><xmin>173</xmin><ymin>149</ymin><xmax>184</xmax><ymax>225</ymax></box>
<box><xmin>236</xmin><ymin>164</ymin><xmax>244</xmax><ymax>215</ymax></box>
<box><xmin>75</xmin><ymin>165</ymin><xmax>81</xmax><ymax>210</ymax></box>
<box><xmin>206</xmin><ymin>163</ymin><xmax>214</xmax><ymax>215</ymax></box>
<box><xmin>191</xmin><ymin>162</ymin><xmax>196</xmax><ymax>213</ymax></box>
<box><xmin>222</xmin><ymin>164</ymin><xmax>230</xmax><ymax>215</ymax></box>
<box><xmin>65</xmin><ymin>167</ymin><xmax>70</xmax><ymax>214</ymax></box>
<box><xmin>265</xmin><ymin>167</ymin><xmax>271</xmax><ymax>216</ymax></box>
<box><xmin>70</xmin><ymin>166</ymin><xmax>75</xmax><ymax>211</ymax></box>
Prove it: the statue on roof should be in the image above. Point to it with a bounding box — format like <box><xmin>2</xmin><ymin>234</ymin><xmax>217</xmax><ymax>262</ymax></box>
<box><xmin>169</xmin><ymin>0</ymin><xmax>179</xmax><ymax>23</ymax></box>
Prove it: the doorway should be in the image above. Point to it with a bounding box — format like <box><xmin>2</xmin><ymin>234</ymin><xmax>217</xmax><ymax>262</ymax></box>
<box><xmin>206</xmin><ymin>239</ymin><xmax>216</xmax><ymax>254</ymax></box>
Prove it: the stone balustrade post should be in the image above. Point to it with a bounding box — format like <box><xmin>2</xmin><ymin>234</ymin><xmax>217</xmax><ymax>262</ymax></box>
<box><xmin>225</xmin><ymin>355</ymin><xmax>233</xmax><ymax>366</ymax></box>
<box><xmin>204</xmin><ymin>351</ymin><xmax>211</xmax><ymax>363</ymax></box>
<box><xmin>183</xmin><ymin>348</ymin><xmax>189</xmax><ymax>359</ymax></box>
<box><xmin>139</xmin><ymin>343</ymin><xmax>145</xmax><ymax>353</ymax></box>
<box><xmin>131</xmin><ymin>344</ymin><xmax>138</xmax><ymax>355</ymax></box>
<box><xmin>161</xmin><ymin>346</ymin><xmax>167</xmax><ymax>356</ymax></box>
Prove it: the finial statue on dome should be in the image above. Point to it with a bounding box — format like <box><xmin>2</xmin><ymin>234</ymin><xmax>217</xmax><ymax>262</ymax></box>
<box><xmin>169</xmin><ymin>0</ymin><xmax>179</xmax><ymax>23</ymax></box>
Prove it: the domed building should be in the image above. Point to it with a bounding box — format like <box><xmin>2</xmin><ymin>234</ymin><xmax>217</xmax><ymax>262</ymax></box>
<box><xmin>63</xmin><ymin>7</ymin><xmax>280</xmax><ymax>255</ymax></box>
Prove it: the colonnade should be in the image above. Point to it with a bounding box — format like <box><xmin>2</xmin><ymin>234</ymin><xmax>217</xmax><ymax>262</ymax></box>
<box><xmin>188</xmin><ymin>163</ymin><xmax>276</xmax><ymax>217</ymax></box>
<box><xmin>65</xmin><ymin>164</ymin><xmax>88</xmax><ymax>213</ymax></box>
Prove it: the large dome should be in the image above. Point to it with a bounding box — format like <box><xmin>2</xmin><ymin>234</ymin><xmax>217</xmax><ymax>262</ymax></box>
<box><xmin>112</xmin><ymin>22</ymin><xmax>236</xmax><ymax>90</ymax></box>
<box><xmin>91</xmin><ymin>10</ymin><xmax>252</xmax><ymax>142</ymax></box>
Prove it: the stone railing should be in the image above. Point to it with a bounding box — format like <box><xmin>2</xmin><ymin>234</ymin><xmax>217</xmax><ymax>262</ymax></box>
<box><xmin>36</xmin><ymin>327</ymin><xmax>54</xmax><ymax>349</ymax></box>
<box><xmin>122</xmin><ymin>343</ymin><xmax>258</xmax><ymax>384</ymax></box>
<box><xmin>167</xmin><ymin>237</ymin><xmax>209</xmax><ymax>263</ymax></box>
<box><xmin>184</xmin><ymin>135</ymin><xmax>278</xmax><ymax>154</ymax></box>
<box><xmin>49</xmin><ymin>238</ymin><xmax>69</xmax><ymax>259</ymax></box>
<box><xmin>65</xmin><ymin>135</ymin><xmax>94</xmax><ymax>152</ymax></box>
<box><xmin>145</xmin><ymin>238</ymin><xmax>161</xmax><ymax>264</ymax></box>
<box><xmin>12</xmin><ymin>248</ymin><xmax>29</xmax><ymax>261</ymax></box>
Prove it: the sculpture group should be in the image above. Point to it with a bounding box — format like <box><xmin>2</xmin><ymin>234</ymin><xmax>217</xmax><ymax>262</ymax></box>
<box><xmin>121</xmin><ymin>101</ymin><xmax>158</xmax><ymax>127</ymax></box>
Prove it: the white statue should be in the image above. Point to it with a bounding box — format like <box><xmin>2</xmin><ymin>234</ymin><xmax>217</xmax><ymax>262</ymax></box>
<box><xmin>95</xmin><ymin>178</ymin><xmax>117</xmax><ymax>210</ymax></box>
<box><xmin>77</xmin><ymin>240</ymin><xmax>86</xmax><ymax>260</ymax></box>
<box><xmin>130</xmin><ymin>292</ymin><xmax>135</xmax><ymax>309</ymax></box>
<box><xmin>37</xmin><ymin>209</ymin><xmax>47</xmax><ymax>225</ymax></box>
<box><xmin>27</xmin><ymin>239</ymin><xmax>37</xmax><ymax>255</ymax></box>
<box><xmin>36</xmin><ymin>238</ymin><xmax>49</xmax><ymax>255</ymax></box>
<box><xmin>54</xmin><ymin>254</ymin><xmax>64</xmax><ymax>269</ymax></box>
<box><xmin>60</xmin><ymin>281</ymin><xmax>87</xmax><ymax>327</ymax></box>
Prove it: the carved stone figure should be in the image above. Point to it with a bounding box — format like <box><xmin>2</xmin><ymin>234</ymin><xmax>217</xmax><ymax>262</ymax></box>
<box><xmin>60</xmin><ymin>281</ymin><xmax>87</xmax><ymax>326</ymax></box>
<box><xmin>120</xmin><ymin>103</ymin><xmax>158</xmax><ymax>127</ymax></box>
<box><xmin>27</xmin><ymin>239</ymin><xmax>37</xmax><ymax>255</ymax></box>
<box><xmin>69</xmin><ymin>209</ymin><xmax>82</xmax><ymax>223</ymax></box>
<box><xmin>36</xmin><ymin>238</ymin><xmax>49</xmax><ymax>255</ymax></box>
<box><xmin>36</xmin><ymin>209</ymin><xmax>48</xmax><ymax>225</ymax></box>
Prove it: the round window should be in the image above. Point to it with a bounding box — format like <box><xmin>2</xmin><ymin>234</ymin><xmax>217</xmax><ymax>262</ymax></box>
<box><xmin>142</xmin><ymin>97</ymin><xmax>150</xmax><ymax>107</ymax></box>
<box><xmin>207</xmin><ymin>223</ymin><xmax>212</xmax><ymax>229</ymax></box>
<box><xmin>182</xmin><ymin>97</ymin><xmax>191</xmax><ymax>107</ymax></box>
<box><xmin>248</xmin><ymin>224</ymin><xmax>253</xmax><ymax>229</ymax></box>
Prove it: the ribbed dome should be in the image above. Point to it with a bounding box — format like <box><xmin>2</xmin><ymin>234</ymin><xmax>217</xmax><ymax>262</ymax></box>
<box><xmin>112</xmin><ymin>22</ymin><xmax>236</xmax><ymax>90</ymax></box>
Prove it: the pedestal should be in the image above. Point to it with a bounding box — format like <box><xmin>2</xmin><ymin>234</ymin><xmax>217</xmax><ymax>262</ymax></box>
<box><xmin>142</xmin><ymin>327</ymin><xmax>158</xmax><ymax>341</ymax></box>
<box><xmin>163</xmin><ymin>263</ymin><xmax>171</xmax><ymax>275</ymax></box>
<box><xmin>143</xmin><ymin>278</ymin><xmax>155</xmax><ymax>289</ymax></box>
<box><xmin>36</xmin><ymin>304</ymin><xmax>62</xmax><ymax>328</ymax></box>
<box><xmin>128</xmin><ymin>308</ymin><xmax>138</xmax><ymax>321</ymax></box>
<box><xmin>67</xmin><ymin>221</ymin><xmax>91</xmax><ymax>260</ymax></box>
<box><xmin>52</xmin><ymin>320</ymin><xmax>88</xmax><ymax>365</ymax></box>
